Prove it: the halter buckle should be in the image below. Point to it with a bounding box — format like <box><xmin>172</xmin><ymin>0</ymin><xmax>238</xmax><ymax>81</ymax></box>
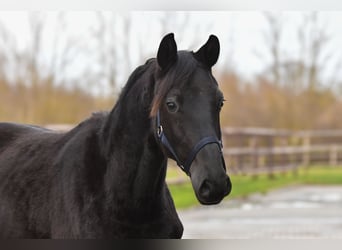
<box><xmin>157</xmin><ymin>125</ymin><xmax>163</xmax><ymax>138</ymax></box>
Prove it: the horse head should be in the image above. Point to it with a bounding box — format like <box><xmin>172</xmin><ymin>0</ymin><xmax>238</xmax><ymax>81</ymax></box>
<box><xmin>151</xmin><ymin>33</ymin><xmax>232</xmax><ymax>205</ymax></box>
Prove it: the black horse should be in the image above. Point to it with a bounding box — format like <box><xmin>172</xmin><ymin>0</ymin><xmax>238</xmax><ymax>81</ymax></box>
<box><xmin>0</xmin><ymin>33</ymin><xmax>232</xmax><ymax>238</ymax></box>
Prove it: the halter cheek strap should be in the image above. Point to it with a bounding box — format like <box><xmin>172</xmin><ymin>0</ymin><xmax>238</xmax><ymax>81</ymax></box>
<box><xmin>156</xmin><ymin>110</ymin><xmax>226</xmax><ymax>175</ymax></box>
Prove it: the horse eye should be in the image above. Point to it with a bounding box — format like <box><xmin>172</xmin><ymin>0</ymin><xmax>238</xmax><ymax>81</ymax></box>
<box><xmin>166</xmin><ymin>101</ymin><xmax>178</xmax><ymax>112</ymax></box>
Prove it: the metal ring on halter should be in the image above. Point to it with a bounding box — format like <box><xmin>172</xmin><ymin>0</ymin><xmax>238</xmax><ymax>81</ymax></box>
<box><xmin>157</xmin><ymin>125</ymin><xmax>163</xmax><ymax>138</ymax></box>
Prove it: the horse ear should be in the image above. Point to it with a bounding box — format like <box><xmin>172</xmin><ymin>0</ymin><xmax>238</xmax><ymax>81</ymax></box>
<box><xmin>157</xmin><ymin>33</ymin><xmax>178</xmax><ymax>70</ymax></box>
<box><xmin>194</xmin><ymin>35</ymin><xmax>220</xmax><ymax>68</ymax></box>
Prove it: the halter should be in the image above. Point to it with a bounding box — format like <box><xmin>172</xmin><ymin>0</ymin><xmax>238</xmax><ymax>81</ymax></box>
<box><xmin>156</xmin><ymin>110</ymin><xmax>226</xmax><ymax>175</ymax></box>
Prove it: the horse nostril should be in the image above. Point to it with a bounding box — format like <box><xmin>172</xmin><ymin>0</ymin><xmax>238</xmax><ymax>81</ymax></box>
<box><xmin>198</xmin><ymin>177</ymin><xmax>232</xmax><ymax>203</ymax></box>
<box><xmin>199</xmin><ymin>180</ymin><xmax>212</xmax><ymax>199</ymax></box>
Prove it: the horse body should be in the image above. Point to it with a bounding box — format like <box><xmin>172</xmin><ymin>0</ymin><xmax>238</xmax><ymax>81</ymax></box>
<box><xmin>0</xmin><ymin>101</ymin><xmax>182</xmax><ymax>238</ymax></box>
<box><xmin>0</xmin><ymin>122</ymin><xmax>66</xmax><ymax>237</ymax></box>
<box><xmin>0</xmin><ymin>33</ymin><xmax>231</xmax><ymax>238</ymax></box>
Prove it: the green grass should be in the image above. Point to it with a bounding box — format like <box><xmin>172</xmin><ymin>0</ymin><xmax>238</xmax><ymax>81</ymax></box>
<box><xmin>167</xmin><ymin>166</ymin><xmax>342</xmax><ymax>209</ymax></box>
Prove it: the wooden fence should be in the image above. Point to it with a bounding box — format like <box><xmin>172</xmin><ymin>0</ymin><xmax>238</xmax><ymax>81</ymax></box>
<box><xmin>45</xmin><ymin>124</ymin><xmax>342</xmax><ymax>182</ymax></box>
<box><xmin>222</xmin><ymin>128</ymin><xmax>342</xmax><ymax>176</ymax></box>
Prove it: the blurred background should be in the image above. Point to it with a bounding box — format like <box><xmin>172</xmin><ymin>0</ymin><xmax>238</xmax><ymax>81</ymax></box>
<box><xmin>0</xmin><ymin>11</ymin><xmax>341</xmax><ymax>129</ymax></box>
<box><xmin>1</xmin><ymin>11</ymin><xmax>342</xmax><ymax>238</ymax></box>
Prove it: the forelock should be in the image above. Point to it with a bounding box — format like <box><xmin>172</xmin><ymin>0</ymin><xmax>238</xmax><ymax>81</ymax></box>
<box><xmin>150</xmin><ymin>51</ymin><xmax>198</xmax><ymax>117</ymax></box>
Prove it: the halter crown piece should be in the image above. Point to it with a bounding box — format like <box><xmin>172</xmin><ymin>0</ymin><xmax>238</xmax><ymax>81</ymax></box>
<box><xmin>156</xmin><ymin>110</ymin><xmax>226</xmax><ymax>175</ymax></box>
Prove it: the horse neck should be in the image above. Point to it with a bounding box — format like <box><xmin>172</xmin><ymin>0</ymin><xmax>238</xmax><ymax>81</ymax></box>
<box><xmin>100</xmin><ymin>72</ymin><xmax>167</xmax><ymax>213</ymax></box>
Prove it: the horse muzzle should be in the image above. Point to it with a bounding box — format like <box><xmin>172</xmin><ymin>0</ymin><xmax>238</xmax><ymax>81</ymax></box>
<box><xmin>193</xmin><ymin>174</ymin><xmax>232</xmax><ymax>205</ymax></box>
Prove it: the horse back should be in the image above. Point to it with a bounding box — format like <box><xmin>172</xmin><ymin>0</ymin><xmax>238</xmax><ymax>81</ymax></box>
<box><xmin>0</xmin><ymin>122</ymin><xmax>52</xmax><ymax>151</ymax></box>
<box><xmin>0</xmin><ymin>116</ymin><xmax>106</xmax><ymax>238</ymax></box>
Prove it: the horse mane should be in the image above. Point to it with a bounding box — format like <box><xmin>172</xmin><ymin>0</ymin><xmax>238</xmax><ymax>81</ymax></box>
<box><xmin>103</xmin><ymin>51</ymin><xmax>198</xmax><ymax>138</ymax></box>
<box><xmin>150</xmin><ymin>51</ymin><xmax>198</xmax><ymax>117</ymax></box>
<box><xmin>116</xmin><ymin>58</ymin><xmax>156</xmax><ymax>104</ymax></box>
<box><xmin>100</xmin><ymin>58</ymin><xmax>156</xmax><ymax>147</ymax></box>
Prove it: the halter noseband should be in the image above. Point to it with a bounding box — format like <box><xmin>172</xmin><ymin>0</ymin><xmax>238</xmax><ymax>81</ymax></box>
<box><xmin>156</xmin><ymin>110</ymin><xmax>226</xmax><ymax>175</ymax></box>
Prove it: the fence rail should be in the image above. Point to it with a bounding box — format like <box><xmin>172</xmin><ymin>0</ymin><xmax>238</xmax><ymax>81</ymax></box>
<box><xmin>222</xmin><ymin>127</ymin><xmax>342</xmax><ymax>176</ymax></box>
<box><xmin>43</xmin><ymin>124</ymin><xmax>342</xmax><ymax>181</ymax></box>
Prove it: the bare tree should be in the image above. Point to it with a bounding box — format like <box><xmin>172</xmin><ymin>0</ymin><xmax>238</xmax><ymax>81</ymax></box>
<box><xmin>49</xmin><ymin>12</ymin><xmax>85</xmax><ymax>87</ymax></box>
<box><xmin>256</xmin><ymin>12</ymin><xmax>283</xmax><ymax>85</ymax></box>
<box><xmin>28</xmin><ymin>12</ymin><xmax>45</xmax><ymax>88</ymax></box>
<box><xmin>91</xmin><ymin>12</ymin><xmax>122</xmax><ymax>97</ymax></box>
<box><xmin>159</xmin><ymin>12</ymin><xmax>202</xmax><ymax>49</ymax></box>
<box><xmin>301</xmin><ymin>13</ymin><xmax>332</xmax><ymax>90</ymax></box>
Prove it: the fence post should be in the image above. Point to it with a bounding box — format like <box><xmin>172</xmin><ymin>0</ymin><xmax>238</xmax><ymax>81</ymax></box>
<box><xmin>329</xmin><ymin>144</ymin><xmax>338</xmax><ymax>166</ymax></box>
<box><xmin>279</xmin><ymin>137</ymin><xmax>289</xmax><ymax>176</ymax></box>
<box><xmin>302</xmin><ymin>135</ymin><xmax>311</xmax><ymax>167</ymax></box>
<box><xmin>267</xmin><ymin>136</ymin><xmax>275</xmax><ymax>179</ymax></box>
<box><xmin>236</xmin><ymin>134</ymin><xmax>244</xmax><ymax>175</ymax></box>
<box><xmin>250</xmin><ymin>136</ymin><xmax>259</xmax><ymax>178</ymax></box>
<box><xmin>289</xmin><ymin>135</ymin><xmax>299</xmax><ymax>177</ymax></box>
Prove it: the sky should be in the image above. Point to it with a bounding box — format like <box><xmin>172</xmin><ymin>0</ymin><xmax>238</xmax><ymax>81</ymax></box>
<box><xmin>1</xmin><ymin>0</ymin><xmax>342</xmax><ymax>10</ymax></box>
<box><xmin>0</xmin><ymin>11</ymin><xmax>342</xmax><ymax>93</ymax></box>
